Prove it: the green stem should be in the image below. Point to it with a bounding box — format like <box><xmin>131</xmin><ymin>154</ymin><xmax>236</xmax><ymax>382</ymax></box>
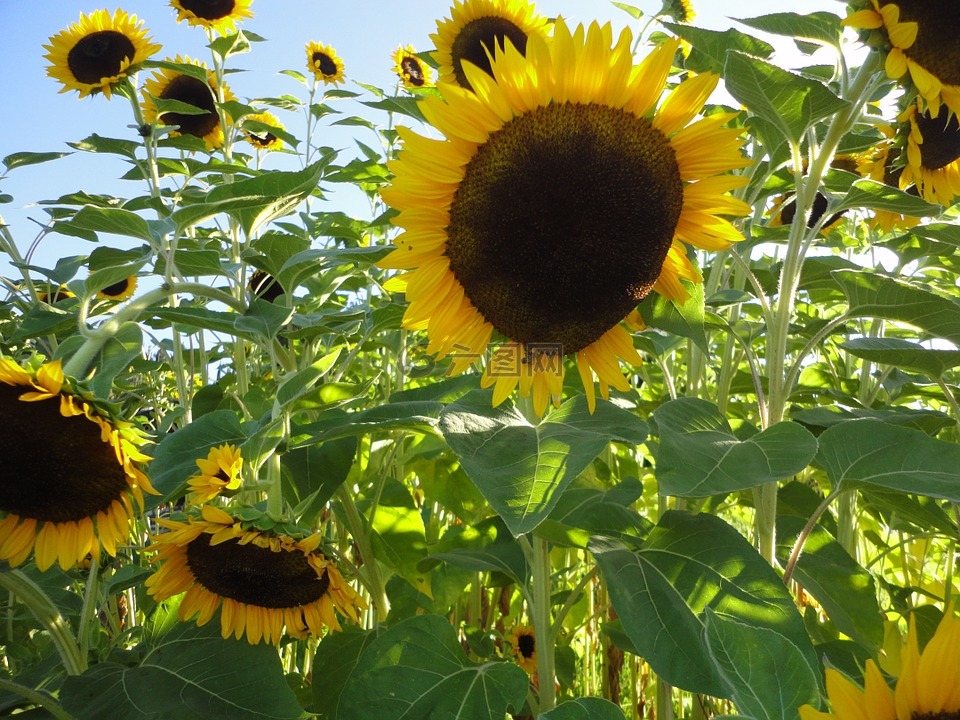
<box><xmin>266</xmin><ymin>451</ymin><xmax>284</xmax><ymax>518</ymax></box>
<box><xmin>782</xmin><ymin>488</ymin><xmax>844</xmax><ymax>584</ymax></box>
<box><xmin>530</xmin><ymin>535</ymin><xmax>556</xmax><ymax>713</ymax></box>
<box><xmin>77</xmin><ymin>555</ymin><xmax>100</xmax><ymax>661</ymax></box>
<box><xmin>335</xmin><ymin>486</ymin><xmax>388</xmax><ymax>623</ymax></box>
<box><xmin>0</xmin><ymin>677</ymin><xmax>76</xmax><ymax>720</ymax></box>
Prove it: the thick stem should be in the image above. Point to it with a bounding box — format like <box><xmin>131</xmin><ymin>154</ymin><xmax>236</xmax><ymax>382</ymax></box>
<box><xmin>78</xmin><ymin>555</ymin><xmax>100</xmax><ymax>661</ymax></box>
<box><xmin>530</xmin><ymin>535</ymin><xmax>556</xmax><ymax>713</ymax></box>
<box><xmin>335</xmin><ymin>486</ymin><xmax>388</xmax><ymax>623</ymax></box>
<box><xmin>0</xmin><ymin>678</ymin><xmax>76</xmax><ymax>720</ymax></box>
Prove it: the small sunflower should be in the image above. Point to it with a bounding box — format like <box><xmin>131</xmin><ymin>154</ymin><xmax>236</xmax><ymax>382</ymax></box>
<box><xmin>843</xmin><ymin>0</ymin><xmax>960</xmax><ymax>117</ymax></box>
<box><xmin>146</xmin><ymin>506</ymin><xmax>367</xmax><ymax>645</ymax></box>
<box><xmin>856</xmin><ymin>126</ymin><xmax>923</xmax><ymax>232</ymax></box>
<box><xmin>37</xmin><ymin>286</ymin><xmax>75</xmax><ymax>304</ymax></box>
<box><xmin>393</xmin><ymin>45</ymin><xmax>434</xmax><ymax>90</ymax></box>
<box><xmin>799</xmin><ymin>608</ymin><xmax>960</xmax><ymax>720</ymax></box>
<box><xmin>249</xmin><ymin>270</ymin><xmax>284</xmax><ymax>303</ymax></box>
<box><xmin>170</xmin><ymin>0</ymin><xmax>254</xmax><ymax>35</ymax></box>
<box><xmin>431</xmin><ymin>0</ymin><xmax>549</xmax><ymax>91</ymax></box>
<box><xmin>771</xmin><ymin>155</ymin><xmax>859</xmax><ymax>232</ymax></box>
<box><xmin>141</xmin><ymin>55</ymin><xmax>234</xmax><ymax>151</ymax></box>
<box><xmin>379</xmin><ymin>21</ymin><xmax>750</xmax><ymax>414</ymax></box>
<box><xmin>506</xmin><ymin>624</ymin><xmax>537</xmax><ymax>674</ymax></box>
<box><xmin>899</xmin><ymin>102</ymin><xmax>960</xmax><ymax>205</ymax></box>
<box><xmin>662</xmin><ymin>0</ymin><xmax>696</xmax><ymax>23</ymax></box>
<box><xmin>242</xmin><ymin>111</ymin><xmax>284</xmax><ymax>151</ymax></box>
<box><xmin>44</xmin><ymin>9</ymin><xmax>161</xmax><ymax>100</ymax></box>
<box><xmin>97</xmin><ymin>276</ymin><xmax>137</xmax><ymax>301</ymax></box>
<box><xmin>306</xmin><ymin>42</ymin><xmax>345</xmax><ymax>85</ymax></box>
<box><xmin>0</xmin><ymin>359</ymin><xmax>155</xmax><ymax>571</ymax></box>
<box><xmin>186</xmin><ymin>444</ymin><xmax>242</xmax><ymax>504</ymax></box>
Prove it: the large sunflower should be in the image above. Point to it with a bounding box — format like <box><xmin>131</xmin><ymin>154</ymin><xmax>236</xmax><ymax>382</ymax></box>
<box><xmin>393</xmin><ymin>45</ymin><xmax>434</xmax><ymax>90</ymax></box>
<box><xmin>506</xmin><ymin>624</ymin><xmax>537</xmax><ymax>674</ymax></box>
<box><xmin>0</xmin><ymin>359</ymin><xmax>155</xmax><ymax>571</ymax></box>
<box><xmin>44</xmin><ymin>9</ymin><xmax>161</xmax><ymax>100</ymax></box>
<box><xmin>170</xmin><ymin>0</ymin><xmax>254</xmax><ymax>35</ymax></box>
<box><xmin>379</xmin><ymin>21</ymin><xmax>750</xmax><ymax>414</ymax></box>
<box><xmin>431</xmin><ymin>0</ymin><xmax>549</xmax><ymax>91</ymax></box>
<box><xmin>799</xmin><ymin>608</ymin><xmax>960</xmax><ymax>720</ymax></box>
<box><xmin>141</xmin><ymin>56</ymin><xmax>234</xmax><ymax>151</ymax></box>
<box><xmin>843</xmin><ymin>0</ymin><xmax>960</xmax><ymax>117</ymax></box>
<box><xmin>186</xmin><ymin>444</ymin><xmax>242</xmax><ymax>504</ymax></box>
<box><xmin>146</xmin><ymin>506</ymin><xmax>367</xmax><ymax>645</ymax></box>
<box><xmin>898</xmin><ymin>102</ymin><xmax>960</xmax><ymax>205</ymax></box>
<box><xmin>306</xmin><ymin>42</ymin><xmax>345</xmax><ymax>86</ymax></box>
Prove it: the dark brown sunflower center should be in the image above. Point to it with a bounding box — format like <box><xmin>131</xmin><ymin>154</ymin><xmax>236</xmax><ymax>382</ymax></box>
<box><xmin>445</xmin><ymin>102</ymin><xmax>683</xmax><ymax>355</ymax></box>
<box><xmin>247</xmin><ymin>131</ymin><xmax>277</xmax><ymax>147</ymax></box>
<box><xmin>518</xmin><ymin>634</ymin><xmax>535</xmax><ymax>658</ymax></box>
<box><xmin>178</xmin><ymin>0</ymin><xmax>237</xmax><ymax>20</ymax></box>
<box><xmin>185</xmin><ymin>534</ymin><xmax>330</xmax><ymax>608</ymax></box>
<box><xmin>881</xmin><ymin>0</ymin><xmax>960</xmax><ymax>85</ymax></box>
<box><xmin>915</xmin><ymin>110</ymin><xmax>960</xmax><ymax>170</ymax></box>
<box><xmin>451</xmin><ymin>16</ymin><xmax>528</xmax><ymax>91</ymax></box>
<box><xmin>0</xmin><ymin>385</ymin><xmax>129</xmax><ymax>523</ymax></box>
<box><xmin>401</xmin><ymin>56</ymin><xmax>426</xmax><ymax>86</ymax></box>
<box><xmin>313</xmin><ymin>52</ymin><xmax>337</xmax><ymax>77</ymax></box>
<box><xmin>67</xmin><ymin>30</ymin><xmax>135</xmax><ymax>85</ymax></box>
<box><xmin>913</xmin><ymin>713</ymin><xmax>960</xmax><ymax>720</ymax></box>
<box><xmin>249</xmin><ymin>271</ymin><xmax>283</xmax><ymax>302</ymax></box>
<box><xmin>158</xmin><ymin>75</ymin><xmax>219</xmax><ymax>139</ymax></box>
<box><xmin>101</xmin><ymin>279</ymin><xmax>130</xmax><ymax>297</ymax></box>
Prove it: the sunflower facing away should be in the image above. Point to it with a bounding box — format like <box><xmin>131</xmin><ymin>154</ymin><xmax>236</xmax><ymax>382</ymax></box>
<box><xmin>0</xmin><ymin>359</ymin><xmax>155</xmax><ymax>571</ymax></box>
<box><xmin>44</xmin><ymin>9</ymin><xmax>161</xmax><ymax>99</ymax></box>
<box><xmin>431</xmin><ymin>0</ymin><xmax>549</xmax><ymax>91</ymax></box>
<box><xmin>799</xmin><ymin>608</ymin><xmax>960</xmax><ymax>720</ymax></box>
<box><xmin>899</xmin><ymin>102</ymin><xmax>960</xmax><ymax>205</ymax></box>
<box><xmin>97</xmin><ymin>276</ymin><xmax>138</xmax><ymax>301</ymax></box>
<box><xmin>249</xmin><ymin>270</ymin><xmax>285</xmax><ymax>303</ymax></box>
<box><xmin>393</xmin><ymin>46</ymin><xmax>434</xmax><ymax>90</ymax></box>
<box><xmin>146</xmin><ymin>506</ymin><xmax>367</xmax><ymax>644</ymax></box>
<box><xmin>662</xmin><ymin>0</ymin><xmax>696</xmax><ymax>24</ymax></box>
<box><xmin>37</xmin><ymin>286</ymin><xmax>75</xmax><ymax>304</ymax></box>
<box><xmin>506</xmin><ymin>624</ymin><xmax>537</xmax><ymax>674</ymax></box>
<box><xmin>186</xmin><ymin>444</ymin><xmax>243</xmax><ymax>504</ymax></box>
<box><xmin>141</xmin><ymin>56</ymin><xmax>234</xmax><ymax>151</ymax></box>
<box><xmin>170</xmin><ymin>0</ymin><xmax>254</xmax><ymax>35</ymax></box>
<box><xmin>379</xmin><ymin>20</ymin><xmax>750</xmax><ymax>415</ymax></box>
<box><xmin>242</xmin><ymin>111</ymin><xmax>285</xmax><ymax>151</ymax></box>
<box><xmin>843</xmin><ymin>0</ymin><xmax>960</xmax><ymax>117</ymax></box>
<box><xmin>306</xmin><ymin>42</ymin><xmax>345</xmax><ymax>85</ymax></box>
<box><xmin>856</xmin><ymin>125</ymin><xmax>923</xmax><ymax>232</ymax></box>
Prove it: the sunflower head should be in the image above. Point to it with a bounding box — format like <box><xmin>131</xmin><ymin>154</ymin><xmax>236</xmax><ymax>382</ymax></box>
<box><xmin>141</xmin><ymin>55</ymin><xmax>234</xmax><ymax>151</ymax></box>
<box><xmin>37</xmin><ymin>286</ymin><xmax>75</xmax><ymax>304</ymax></box>
<box><xmin>242</xmin><ymin>111</ymin><xmax>285</xmax><ymax>151</ymax></box>
<box><xmin>306</xmin><ymin>42</ymin><xmax>345</xmax><ymax>85</ymax></box>
<box><xmin>505</xmin><ymin>624</ymin><xmax>537</xmax><ymax>674</ymax></box>
<box><xmin>186</xmin><ymin>444</ymin><xmax>243</xmax><ymax>504</ymax></box>
<box><xmin>97</xmin><ymin>276</ymin><xmax>137</xmax><ymax>301</ymax></box>
<box><xmin>430</xmin><ymin>0</ymin><xmax>549</xmax><ymax>91</ymax></box>
<box><xmin>856</xmin><ymin>126</ymin><xmax>924</xmax><ymax>232</ymax></box>
<box><xmin>248</xmin><ymin>270</ymin><xmax>285</xmax><ymax>303</ymax></box>
<box><xmin>661</xmin><ymin>0</ymin><xmax>695</xmax><ymax>23</ymax></box>
<box><xmin>44</xmin><ymin>9</ymin><xmax>161</xmax><ymax>99</ymax></box>
<box><xmin>170</xmin><ymin>0</ymin><xmax>254</xmax><ymax>35</ymax></box>
<box><xmin>379</xmin><ymin>20</ymin><xmax>750</xmax><ymax>414</ymax></box>
<box><xmin>146</xmin><ymin>506</ymin><xmax>368</xmax><ymax>644</ymax></box>
<box><xmin>393</xmin><ymin>45</ymin><xmax>434</xmax><ymax>90</ymax></box>
<box><xmin>0</xmin><ymin>358</ymin><xmax>155</xmax><ymax>571</ymax></box>
<box><xmin>899</xmin><ymin>101</ymin><xmax>960</xmax><ymax>205</ymax></box>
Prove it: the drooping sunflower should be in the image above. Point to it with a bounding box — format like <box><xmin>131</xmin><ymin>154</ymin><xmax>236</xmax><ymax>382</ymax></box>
<box><xmin>506</xmin><ymin>624</ymin><xmax>537</xmax><ymax>674</ymax></box>
<box><xmin>306</xmin><ymin>42</ymin><xmax>345</xmax><ymax>85</ymax></box>
<box><xmin>44</xmin><ymin>9</ymin><xmax>161</xmax><ymax>100</ymax></box>
<box><xmin>141</xmin><ymin>56</ymin><xmax>234</xmax><ymax>151</ymax></box>
<box><xmin>799</xmin><ymin>608</ymin><xmax>960</xmax><ymax>720</ymax></box>
<box><xmin>97</xmin><ymin>276</ymin><xmax>138</xmax><ymax>301</ymax></box>
<box><xmin>431</xmin><ymin>0</ymin><xmax>549</xmax><ymax>91</ymax></box>
<box><xmin>898</xmin><ymin>102</ymin><xmax>960</xmax><ymax>205</ymax></box>
<box><xmin>843</xmin><ymin>0</ymin><xmax>960</xmax><ymax>117</ymax></box>
<box><xmin>856</xmin><ymin>125</ymin><xmax>923</xmax><ymax>232</ymax></box>
<box><xmin>662</xmin><ymin>0</ymin><xmax>696</xmax><ymax>23</ymax></box>
<box><xmin>0</xmin><ymin>359</ymin><xmax>155</xmax><ymax>571</ymax></box>
<box><xmin>379</xmin><ymin>21</ymin><xmax>750</xmax><ymax>414</ymax></box>
<box><xmin>186</xmin><ymin>444</ymin><xmax>242</xmax><ymax>504</ymax></box>
<box><xmin>242</xmin><ymin>111</ymin><xmax>285</xmax><ymax>151</ymax></box>
<box><xmin>146</xmin><ymin>506</ymin><xmax>367</xmax><ymax>644</ymax></box>
<box><xmin>170</xmin><ymin>0</ymin><xmax>254</xmax><ymax>35</ymax></box>
<box><xmin>393</xmin><ymin>45</ymin><xmax>434</xmax><ymax>90</ymax></box>
<box><xmin>249</xmin><ymin>270</ymin><xmax>285</xmax><ymax>303</ymax></box>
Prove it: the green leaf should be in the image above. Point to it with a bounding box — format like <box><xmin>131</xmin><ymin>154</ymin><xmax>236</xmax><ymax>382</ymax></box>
<box><xmin>638</xmin><ymin>282</ymin><xmax>707</xmax><ymax>351</ymax></box>
<box><xmin>86</xmin><ymin>323</ymin><xmax>144</xmax><ymax>397</ymax></box>
<box><xmin>832</xmin><ymin>179</ymin><xmax>939</xmax><ymax>216</ymax></box>
<box><xmin>2</xmin><ymin>151</ymin><xmax>71</xmax><ymax>172</ymax></box>
<box><xmin>369</xmin><ymin>483</ymin><xmax>430</xmax><ymax>595</ymax></box>
<box><xmin>69</xmin><ymin>206</ymin><xmax>157</xmax><ymax>243</ymax></box>
<box><xmin>791</xmin><ymin>405</ymin><xmax>954</xmax><ymax>436</ymax></box>
<box><xmin>209</xmin><ymin>30</ymin><xmax>252</xmax><ymax>59</ymax></box>
<box><xmin>591</xmin><ymin>511</ymin><xmax>817</xmax><ymax>697</ymax></box>
<box><xmin>311</xmin><ymin>628</ymin><xmax>375</xmax><ymax>719</ymax></box>
<box><xmin>153</xmin><ymin>248</ymin><xmax>225</xmax><ymax>277</ymax></box>
<box><xmin>611</xmin><ymin>2</ymin><xmax>643</xmax><ymax>21</ymax></box>
<box><xmin>148</xmin><ymin>307</ymin><xmax>248</xmax><ymax>338</ymax></box>
<box><xmin>704</xmin><ymin>611</ymin><xmax>822</xmax><ymax>720</ymax></box>
<box><xmin>541</xmin><ymin>698</ymin><xmax>627</xmax><ymax>720</ymax></box>
<box><xmin>724</xmin><ymin>52</ymin><xmax>849</xmax><ymax>145</ymax></box>
<box><xmin>425</xmin><ymin>518</ymin><xmax>530</xmax><ymax>584</ymax></box>
<box><xmin>653</xmin><ymin>398</ymin><xmax>818</xmax><ymax>496</ymax></box>
<box><xmin>816</xmin><ymin>419</ymin><xmax>960</xmax><ymax>500</ymax></box>
<box><xmin>283</xmin><ymin>437</ymin><xmax>357</xmax><ymax>523</ymax></box>
<box><xmin>440</xmin><ymin>392</ymin><xmax>648</xmax><ymax>536</ymax></box>
<box><xmin>276</xmin><ymin>350</ymin><xmax>343</xmax><ymax>407</ymax></box>
<box><xmin>735</xmin><ymin>12</ymin><xmax>842</xmax><ymax>47</ymax></box>
<box><xmin>338</xmin><ymin>614</ymin><xmax>528</xmax><ymax>720</ymax></box>
<box><xmin>662</xmin><ymin>23</ymin><xmax>774</xmax><ymax>75</ymax></box>
<box><xmin>841</xmin><ymin>337</ymin><xmax>960</xmax><ymax>378</ymax></box>
<box><xmin>233</xmin><ymin>299</ymin><xmax>293</xmax><ymax>339</ymax></box>
<box><xmin>67</xmin><ymin>134</ymin><xmax>140</xmax><ymax>159</ymax></box>
<box><xmin>539</xmin><ymin>477</ymin><xmax>651</xmax><ymax>548</ymax></box>
<box><xmin>289</xmin><ymin>401</ymin><xmax>442</xmax><ymax>447</ymax></box>
<box><xmin>85</xmin><ymin>247</ymin><xmax>153</xmax><ymax>297</ymax></box>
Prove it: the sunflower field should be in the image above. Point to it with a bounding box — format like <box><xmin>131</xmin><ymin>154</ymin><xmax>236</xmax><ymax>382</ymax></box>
<box><xmin>2</xmin><ymin>0</ymin><xmax>960</xmax><ymax>718</ymax></box>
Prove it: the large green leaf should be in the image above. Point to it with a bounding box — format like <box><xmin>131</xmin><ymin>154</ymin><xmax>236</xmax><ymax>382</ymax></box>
<box><xmin>424</xmin><ymin>518</ymin><xmax>529</xmax><ymax>584</ymax></box>
<box><xmin>816</xmin><ymin>419</ymin><xmax>960</xmax><ymax>500</ymax></box>
<box><xmin>841</xmin><ymin>337</ymin><xmax>960</xmax><ymax>378</ymax></box>
<box><xmin>312</xmin><ymin>628</ymin><xmax>376</xmax><ymax>720</ymax></box>
<box><xmin>833</xmin><ymin>179</ymin><xmax>938</xmax><ymax>216</ymax></box>
<box><xmin>653</xmin><ymin>398</ymin><xmax>818</xmax><ymax>496</ymax></box>
<box><xmin>591</xmin><ymin>512</ymin><xmax>817</xmax><ymax>697</ymax></box>
<box><xmin>735</xmin><ymin>12</ymin><xmax>842</xmax><ymax>46</ymax></box>
<box><xmin>68</xmin><ymin>206</ymin><xmax>159</xmax><ymax>244</ymax></box>
<box><xmin>638</xmin><ymin>282</ymin><xmax>707</xmax><ymax>351</ymax></box>
<box><xmin>538</xmin><ymin>477</ymin><xmax>651</xmax><ymax>548</ymax></box>
<box><xmin>440</xmin><ymin>392</ymin><xmax>648</xmax><ymax>536</ymax></box>
<box><xmin>541</xmin><ymin>698</ymin><xmax>627</xmax><ymax>720</ymax></box>
<box><xmin>338</xmin><ymin>614</ymin><xmax>528</xmax><ymax>720</ymax></box>
<box><xmin>661</xmin><ymin>22</ymin><xmax>773</xmax><ymax>75</ymax></box>
<box><xmin>289</xmin><ymin>401</ymin><xmax>443</xmax><ymax>447</ymax></box>
<box><xmin>2</xmin><ymin>150</ymin><xmax>72</xmax><ymax>172</ymax></box>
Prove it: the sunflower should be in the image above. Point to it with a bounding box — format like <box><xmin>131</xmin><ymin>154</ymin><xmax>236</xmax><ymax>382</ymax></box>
<box><xmin>662</xmin><ymin>0</ymin><xmax>696</xmax><ymax>23</ymax></box>
<box><xmin>248</xmin><ymin>270</ymin><xmax>284</xmax><ymax>303</ymax></box>
<box><xmin>97</xmin><ymin>276</ymin><xmax>137</xmax><ymax>301</ymax></box>
<box><xmin>856</xmin><ymin>126</ymin><xmax>923</xmax><ymax>232</ymax></box>
<box><xmin>146</xmin><ymin>506</ymin><xmax>367</xmax><ymax>645</ymax></box>
<box><xmin>0</xmin><ymin>359</ymin><xmax>155</xmax><ymax>572</ymax></box>
<box><xmin>242</xmin><ymin>111</ymin><xmax>284</xmax><ymax>151</ymax></box>
<box><xmin>843</xmin><ymin>0</ymin><xmax>960</xmax><ymax>118</ymax></box>
<box><xmin>506</xmin><ymin>624</ymin><xmax>537</xmax><ymax>674</ymax></box>
<box><xmin>898</xmin><ymin>102</ymin><xmax>960</xmax><ymax>205</ymax></box>
<box><xmin>141</xmin><ymin>56</ymin><xmax>234</xmax><ymax>151</ymax></box>
<box><xmin>393</xmin><ymin>45</ymin><xmax>434</xmax><ymax>90</ymax></box>
<box><xmin>37</xmin><ymin>286</ymin><xmax>75</xmax><ymax>304</ymax></box>
<box><xmin>799</xmin><ymin>608</ymin><xmax>960</xmax><ymax>720</ymax></box>
<box><xmin>771</xmin><ymin>155</ymin><xmax>859</xmax><ymax>232</ymax></box>
<box><xmin>378</xmin><ymin>21</ymin><xmax>750</xmax><ymax>414</ymax></box>
<box><xmin>306</xmin><ymin>42</ymin><xmax>345</xmax><ymax>85</ymax></box>
<box><xmin>186</xmin><ymin>444</ymin><xmax>242</xmax><ymax>504</ymax></box>
<box><xmin>169</xmin><ymin>0</ymin><xmax>254</xmax><ymax>35</ymax></box>
<box><xmin>431</xmin><ymin>0</ymin><xmax>549</xmax><ymax>91</ymax></box>
<box><xmin>44</xmin><ymin>9</ymin><xmax>161</xmax><ymax>100</ymax></box>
